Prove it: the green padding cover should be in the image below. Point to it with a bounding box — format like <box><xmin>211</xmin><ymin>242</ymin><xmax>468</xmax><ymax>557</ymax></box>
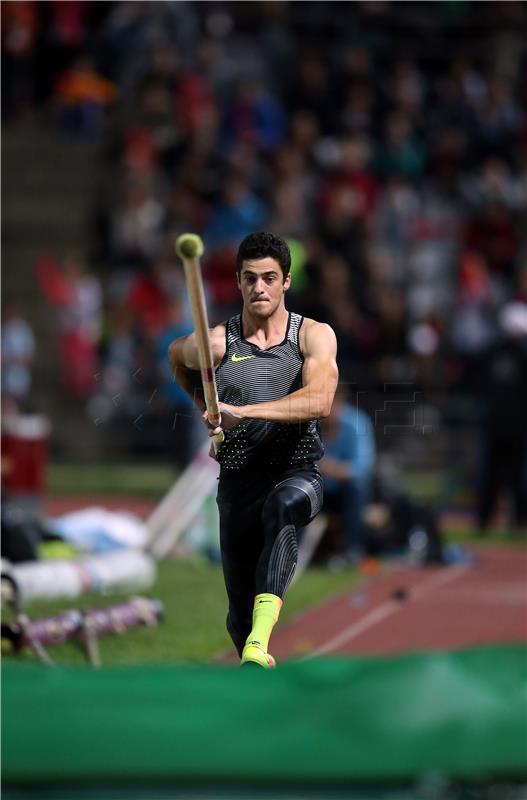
<box><xmin>3</xmin><ymin>646</ymin><xmax>526</xmax><ymax>784</ymax></box>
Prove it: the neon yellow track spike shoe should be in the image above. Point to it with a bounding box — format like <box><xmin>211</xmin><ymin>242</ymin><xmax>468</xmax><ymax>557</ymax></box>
<box><xmin>240</xmin><ymin>641</ymin><xmax>276</xmax><ymax>669</ymax></box>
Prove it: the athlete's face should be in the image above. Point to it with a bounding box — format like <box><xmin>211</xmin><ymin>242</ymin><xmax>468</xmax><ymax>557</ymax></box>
<box><xmin>238</xmin><ymin>258</ymin><xmax>291</xmax><ymax>318</ymax></box>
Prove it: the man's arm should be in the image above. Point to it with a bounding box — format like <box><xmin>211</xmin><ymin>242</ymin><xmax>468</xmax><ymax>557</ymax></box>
<box><xmin>167</xmin><ymin>324</ymin><xmax>226</xmax><ymax>413</ymax></box>
<box><xmin>217</xmin><ymin>321</ymin><xmax>338</xmax><ymax>427</ymax></box>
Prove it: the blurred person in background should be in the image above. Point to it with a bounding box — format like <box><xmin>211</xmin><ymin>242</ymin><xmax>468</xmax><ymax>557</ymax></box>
<box><xmin>377</xmin><ymin>110</ymin><xmax>426</xmax><ymax>181</ymax></box>
<box><xmin>42</xmin><ymin>0</ymin><xmax>93</xmax><ymax>92</ymax></box>
<box><xmin>1</xmin><ymin>0</ymin><xmax>40</xmax><ymax>118</ymax></box>
<box><xmin>461</xmin><ymin>156</ymin><xmax>526</xmax><ymax>213</ymax></box>
<box><xmin>223</xmin><ymin>77</ymin><xmax>286</xmax><ymax>153</ymax></box>
<box><xmin>463</xmin><ymin>197</ymin><xmax>519</xmax><ymax>292</ymax></box>
<box><xmin>267</xmin><ymin>144</ymin><xmax>315</xmax><ymax>239</ymax></box>
<box><xmin>286</xmin><ymin>53</ymin><xmax>335</xmax><ymax>135</ymax></box>
<box><xmin>471</xmin><ymin>75</ymin><xmax>522</xmax><ymax>159</ymax></box>
<box><xmin>154</xmin><ymin>297</ymin><xmax>204</xmax><ymax>471</ymax></box>
<box><xmin>449</xmin><ymin>250</ymin><xmax>497</xmax><ymax>387</ymax></box>
<box><xmin>1</xmin><ymin>303</ymin><xmax>35</xmax><ymax>410</ymax></box>
<box><xmin>54</xmin><ymin>55</ymin><xmax>117</xmax><ymax>136</ymax></box>
<box><xmin>318</xmin><ymin>134</ymin><xmax>379</xmax><ymax>239</ymax></box>
<box><xmin>474</xmin><ymin>301</ymin><xmax>527</xmax><ymax>532</ymax></box>
<box><xmin>36</xmin><ymin>251</ymin><xmax>102</xmax><ymax>397</ymax></box>
<box><xmin>204</xmin><ymin>175</ymin><xmax>269</xmax><ymax>249</ymax></box>
<box><xmin>98</xmin><ymin>306</ymin><xmax>135</xmax><ymax>400</ymax></box>
<box><xmin>128</xmin><ymin>75</ymin><xmax>186</xmax><ymax>178</ymax></box>
<box><xmin>320</xmin><ymin>385</ymin><xmax>376</xmax><ymax>566</ymax></box>
<box><xmin>109</xmin><ymin>177</ymin><xmax>165</xmax><ymax>268</ymax></box>
<box><xmin>369</xmin><ymin>285</ymin><xmax>410</xmax><ymax>383</ymax></box>
<box><xmin>124</xmin><ymin>259</ymin><xmax>179</xmax><ymax>342</ymax></box>
<box><xmin>202</xmin><ymin>245</ymin><xmax>242</xmax><ymax>321</ymax></box>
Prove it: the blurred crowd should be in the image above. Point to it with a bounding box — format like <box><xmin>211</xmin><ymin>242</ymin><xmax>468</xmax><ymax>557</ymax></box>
<box><xmin>2</xmin><ymin>2</ymin><xmax>527</xmax><ymax>526</ymax></box>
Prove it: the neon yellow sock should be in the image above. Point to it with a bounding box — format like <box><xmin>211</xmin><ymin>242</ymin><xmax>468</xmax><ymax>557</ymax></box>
<box><xmin>245</xmin><ymin>593</ymin><xmax>282</xmax><ymax>652</ymax></box>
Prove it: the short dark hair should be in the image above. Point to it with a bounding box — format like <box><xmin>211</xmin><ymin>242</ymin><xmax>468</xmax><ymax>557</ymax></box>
<box><xmin>236</xmin><ymin>232</ymin><xmax>291</xmax><ymax>280</ymax></box>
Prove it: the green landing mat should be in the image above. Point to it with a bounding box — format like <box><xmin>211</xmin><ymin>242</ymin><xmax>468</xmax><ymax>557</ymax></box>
<box><xmin>2</xmin><ymin>645</ymin><xmax>526</xmax><ymax>794</ymax></box>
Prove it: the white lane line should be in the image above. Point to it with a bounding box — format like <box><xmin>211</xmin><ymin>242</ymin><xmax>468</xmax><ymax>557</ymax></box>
<box><xmin>305</xmin><ymin>564</ymin><xmax>469</xmax><ymax>659</ymax></box>
<box><xmin>305</xmin><ymin>602</ymin><xmax>398</xmax><ymax>658</ymax></box>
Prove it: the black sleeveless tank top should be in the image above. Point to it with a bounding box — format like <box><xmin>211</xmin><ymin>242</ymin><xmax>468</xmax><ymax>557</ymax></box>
<box><xmin>215</xmin><ymin>312</ymin><xmax>324</xmax><ymax>471</ymax></box>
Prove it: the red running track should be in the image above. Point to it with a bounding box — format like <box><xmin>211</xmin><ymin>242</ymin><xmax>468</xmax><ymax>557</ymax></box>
<box><xmin>272</xmin><ymin>546</ymin><xmax>527</xmax><ymax>660</ymax></box>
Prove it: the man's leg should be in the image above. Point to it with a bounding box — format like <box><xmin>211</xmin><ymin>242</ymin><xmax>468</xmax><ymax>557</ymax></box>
<box><xmin>217</xmin><ymin>494</ymin><xmax>263</xmax><ymax>657</ymax></box>
<box><xmin>223</xmin><ymin>558</ymin><xmax>258</xmax><ymax>657</ymax></box>
<box><xmin>241</xmin><ymin>471</ymin><xmax>323</xmax><ymax>667</ymax></box>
